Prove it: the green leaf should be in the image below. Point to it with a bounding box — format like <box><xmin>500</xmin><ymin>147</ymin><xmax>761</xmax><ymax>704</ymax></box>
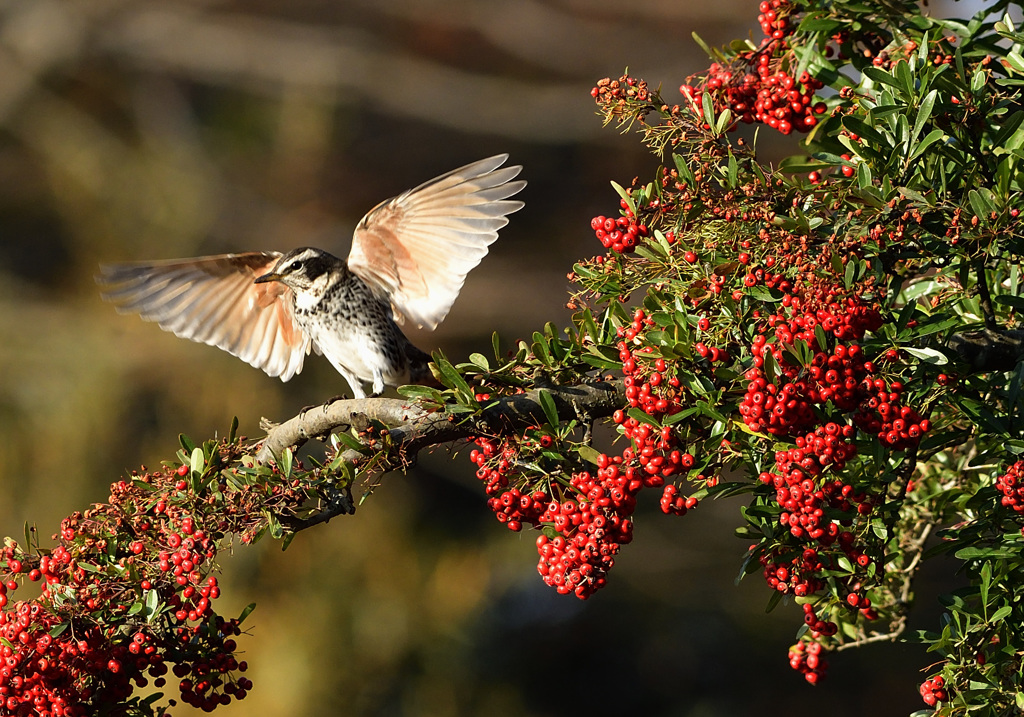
<box><xmin>994</xmin><ymin>294</ymin><xmax>1024</xmax><ymax>310</ymax></box>
<box><xmin>581</xmin><ymin>309</ymin><xmax>601</xmax><ymax>344</ymax></box>
<box><xmin>912</xmin><ymin>89</ymin><xmax>937</xmax><ymax>141</ymax></box>
<box><xmin>432</xmin><ymin>352</ymin><xmax>474</xmax><ymax>399</ymax></box>
<box><xmin>189</xmin><ymin>447</ymin><xmax>205</xmax><ymax>477</ymax></box>
<box><xmin>797</xmin><ymin>17</ymin><xmax>842</xmax><ymax>33</ymax></box>
<box><xmin>634</xmin><ymin>244</ymin><xmax>664</xmax><ymax>262</ymax></box>
<box><xmin>397</xmin><ymin>384</ymin><xmax>444</xmax><ymax>401</ymax></box>
<box><xmin>491</xmin><ymin>332</ymin><xmax>502</xmax><ymax>362</ymax></box>
<box><xmin>897</xmin><ymin>186</ymin><xmax>934</xmax><ymax>206</ymax></box>
<box><xmin>746</xmin><ymin>285</ymin><xmax>784</xmax><ymax>303</ymax></box>
<box><xmin>968</xmin><ymin>188</ymin><xmax>997</xmax><ymax>220</ymax></box>
<box><xmin>582</xmin><ymin>352</ymin><xmax>622</xmax><ymax>370</ymax></box>
<box><xmin>702</xmin><ymin>92</ymin><xmax>717</xmax><ymax>130</ymax></box>
<box><xmin>610</xmin><ymin>180</ymin><xmax>635</xmax><ymax>215</ymax></box>
<box><xmin>993</xmin><ymin>110</ymin><xmax>1024</xmax><ymax>149</ymax></box>
<box><xmin>955</xmin><ymin>546</ymin><xmax>1018</xmax><ymax>559</ymax></box>
<box><xmin>281</xmin><ymin>531</ymin><xmax>297</xmax><ymax>552</ymax></box>
<box><xmin>971</xmin><ymin>65</ymin><xmax>987</xmax><ymax>93</ymax></box>
<box><xmin>267</xmin><ymin>513</ymin><xmax>283</xmax><ymax>540</ymax></box>
<box><xmin>991</xmin><ymin>604</ymin><xmax>1013</xmax><ymax>622</ymax></box>
<box><xmin>179</xmin><ymin>434</ymin><xmax>197</xmax><ymax>454</ymax></box>
<box><xmin>673</xmin><ymin>152</ymin><xmax>696</xmax><ymax>186</ymax></box>
<box><xmin>537</xmin><ymin>389</ymin><xmax>560</xmax><ymax>428</ymax></box>
<box><xmin>228</xmin><ymin>416</ymin><xmax>239</xmax><ymax>443</ymax></box>
<box><xmin>844</xmin><ymin>256</ymin><xmax>858</xmax><ymax>290</ymax></box>
<box><xmin>280</xmin><ymin>447</ymin><xmax>293</xmax><ymax>479</ymax></box>
<box><xmin>907</xmin><ymin>127</ymin><xmax>944</xmax><ymax>163</ymax></box>
<box><xmin>697</xmin><ymin>400</ymin><xmax>728</xmax><ymax>424</ymax></box>
<box><xmin>843</xmin><ymin>115</ymin><xmax>891</xmax><ymax>149</ymax></box>
<box><xmin>145</xmin><ymin>588</ymin><xmax>160</xmax><ymax>622</ymax></box>
<box><xmin>576</xmin><ymin>444</ymin><xmax>602</xmax><ymax>465</ymax></box>
<box><xmin>813</xmin><ymin>324</ymin><xmax>829</xmax><ymax>352</ymax></box>
<box><xmin>627</xmin><ymin>407</ymin><xmax>661</xmax><ymax>428</ymax></box>
<box><xmin>238</xmin><ymin>602</ymin><xmax>257</xmax><ymax>624</ymax></box>
<box><xmin>979</xmin><ymin>561</ymin><xmax>991</xmax><ymax>616</ymax></box>
<box><xmin>468</xmin><ymin>353</ymin><xmax>490</xmax><ymax>371</ymax></box>
<box><xmin>715</xmin><ymin>108</ymin><xmax>734</xmax><ymax>136</ymax></box>
<box><xmin>727</xmin><ymin>149</ymin><xmax>738</xmax><ymax>188</ymax></box>
<box><xmin>896</xmin><ymin>302</ymin><xmax>918</xmax><ymax>332</ymax></box>
<box><xmin>863</xmin><ymin>65</ymin><xmax>902</xmax><ymax>91</ymax></box>
<box><xmin>857</xmin><ymin>161</ymin><xmax>874</xmax><ymax>190</ymax></box>
<box><xmin>690</xmin><ymin>31</ymin><xmax>719</xmax><ymax>62</ymax></box>
<box><xmin>895</xmin><ymin>60</ymin><xmax>914</xmax><ymax>96</ymax></box>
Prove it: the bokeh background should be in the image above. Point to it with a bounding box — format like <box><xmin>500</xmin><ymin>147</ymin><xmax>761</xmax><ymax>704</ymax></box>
<box><xmin>0</xmin><ymin>1</ymin><xmax>962</xmax><ymax>715</ymax></box>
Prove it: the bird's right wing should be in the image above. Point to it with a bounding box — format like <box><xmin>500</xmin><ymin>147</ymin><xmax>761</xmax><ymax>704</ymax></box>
<box><xmin>347</xmin><ymin>154</ymin><xmax>525</xmax><ymax>329</ymax></box>
<box><xmin>97</xmin><ymin>252</ymin><xmax>313</xmax><ymax>381</ymax></box>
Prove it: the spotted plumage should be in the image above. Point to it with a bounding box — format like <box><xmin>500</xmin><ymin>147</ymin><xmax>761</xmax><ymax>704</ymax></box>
<box><xmin>97</xmin><ymin>155</ymin><xmax>525</xmax><ymax>398</ymax></box>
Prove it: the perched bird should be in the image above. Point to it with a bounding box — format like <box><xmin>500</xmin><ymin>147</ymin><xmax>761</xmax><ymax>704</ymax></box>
<box><xmin>98</xmin><ymin>155</ymin><xmax>525</xmax><ymax>398</ymax></box>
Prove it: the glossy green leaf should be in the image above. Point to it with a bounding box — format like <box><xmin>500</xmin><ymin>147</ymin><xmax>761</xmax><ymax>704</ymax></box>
<box><xmin>538</xmin><ymin>389</ymin><xmax>560</xmax><ymax>428</ymax></box>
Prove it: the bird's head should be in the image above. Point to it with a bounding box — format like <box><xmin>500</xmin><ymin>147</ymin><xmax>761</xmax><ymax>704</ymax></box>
<box><xmin>254</xmin><ymin>247</ymin><xmax>341</xmax><ymax>293</ymax></box>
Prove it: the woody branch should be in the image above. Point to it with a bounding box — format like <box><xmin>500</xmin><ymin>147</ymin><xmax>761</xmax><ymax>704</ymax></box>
<box><xmin>256</xmin><ymin>379</ymin><xmax>626</xmax><ymax>467</ymax></box>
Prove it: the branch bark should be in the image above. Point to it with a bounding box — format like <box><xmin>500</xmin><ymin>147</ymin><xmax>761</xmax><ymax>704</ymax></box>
<box><xmin>255</xmin><ymin>380</ymin><xmax>625</xmax><ymax>531</ymax></box>
<box><xmin>948</xmin><ymin>328</ymin><xmax>1024</xmax><ymax>372</ymax></box>
<box><xmin>257</xmin><ymin>380</ymin><xmax>625</xmax><ymax>465</ymax></box>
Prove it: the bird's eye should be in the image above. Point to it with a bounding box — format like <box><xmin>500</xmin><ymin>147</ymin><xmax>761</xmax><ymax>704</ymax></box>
<box><xmin>286</xmin><ymin>261</ymin><xmax>303</xmax><ymax>273</ymax></box>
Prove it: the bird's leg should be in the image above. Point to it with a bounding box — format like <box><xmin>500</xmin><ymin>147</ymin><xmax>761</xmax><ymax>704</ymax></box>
<box><xmin>370</xmin><ymin>370</ymin><xmax>385</xmax><ymax>398</ymax></box>
<box><xmin>347</xmin><ymin>373</ymin><xmax>368</xmax><ymax>400</ymax></box>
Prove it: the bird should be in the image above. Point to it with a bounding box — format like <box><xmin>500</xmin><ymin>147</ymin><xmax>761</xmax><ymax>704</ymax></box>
<box><xmin>97</xmin><ymin>154</ymin><xmax>525</xmax><ymax>399</ymax></box>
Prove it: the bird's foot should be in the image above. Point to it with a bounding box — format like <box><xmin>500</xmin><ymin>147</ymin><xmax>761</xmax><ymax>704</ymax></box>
<box><xmin>321</xmin><ymin>394</ymin><xmax>353</xmax><ymax>410</ymax></box>
<box><xmin>296</xmin><ymin>395</ymin><xmax>349</xmax><ymax>419</ymax></box>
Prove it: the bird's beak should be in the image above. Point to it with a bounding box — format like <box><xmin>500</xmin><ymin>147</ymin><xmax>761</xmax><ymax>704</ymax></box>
<box><xmin>254</xmin><ymin>272</ymin><xmax>283</xmax><ymax>284</ymax></box>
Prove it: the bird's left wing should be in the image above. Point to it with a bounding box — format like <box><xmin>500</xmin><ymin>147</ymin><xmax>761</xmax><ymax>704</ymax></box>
<box><xmin>97</xmin><ymin>252</ymin><xmax>313</xmax><ymax>381</ymax></box>
<box><xmin>346</xmin><ymin>154</ymin><xmax>526</xmax><ymax>329</ymax></box>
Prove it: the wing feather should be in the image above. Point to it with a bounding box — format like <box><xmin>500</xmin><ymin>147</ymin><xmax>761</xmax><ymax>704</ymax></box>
<box><xmin>96</xmin><ymin>252</ymin><xmax>312</xmax><ymax>381</ymax></box>
<box><xmin>347</xmin><ymin>154</ymin><xmax>525</xmax><ymax>329</ymax></box>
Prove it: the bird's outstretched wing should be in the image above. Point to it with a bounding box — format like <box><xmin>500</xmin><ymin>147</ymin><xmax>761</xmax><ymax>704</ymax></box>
<box><xmin>97</xmin><ymin>252</ymin><xmax>314</xmax><ymax>381</ymax></box>
<box><xmin>346</xmin><ymin>154</ymin><xmax>526</xmax><ymax>329</ymax></box>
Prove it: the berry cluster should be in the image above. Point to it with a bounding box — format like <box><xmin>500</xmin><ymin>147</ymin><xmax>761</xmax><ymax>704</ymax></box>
<box><xmin>767</xmin><ymin>426</ymin><xmax>871</xmax><ymax>542</ymax></box>
<box><xmin>679</xmin><ymin>0</ymin><xmax>827</xmax><ymax>135</ymax></box>
<box><xmin>534</xmin><ymin>467</ymin><xmax>638</xmax><ymax>598</ymax></box>
<box><xmin>761</xmin><ymin>548</ymin><xmax>823</xmax><ymax>597</ymax></box>
<box><xmin>732</xmin><ymin>286</ymin><xmax>923</xmax><ymax>683</ymax></box>
<box><xmin>470</xmin><ymin>437</ymin><xmax>643</xmax><ymax>599</ymax></box>
<box><xmin>851</xmin><ymin>379</ymin><xmax>930</xmax><ymax>450</ymax></box>
<box><xmin>994</xmin><ymin>460</ymin><xmax>1024</xmax><ymax>516</ymax></box>
<box><xmin>919</xmin><ymin>674</ymin><xmax>949</xmax><ymax>706</ymax></box>
<box><xmin>741</xmin><ymin>288</ymin><xmax>931</xmax><ymax>453</ymax></box>
<box><xmin>591</xmin><ymin>212</ymin><xmax>651</xmax><ymax>255</ymax></box>
<box><xmin>740</xmin><ymin>292</ymin><xmax>884</xmax><ymax>437</ymax></box>
<box><xmin>0</xmin><ymin>438</ymin><xmax>336</xmax><ymax>715</ymax></box>
<box><xmin>590</xmin><ymin>75</ymin><xmax>654</xmax><ymax>125</ymax></box>
<box><xmin>788</xmin><ymin>640</ymin><xmax>828</xmax><ymax>685</ymax></box>
<box><xmin>0</xmin><ymin>460</ymin><xmax>257</xmax><ymax>715</ymax></box>
<box><xmin>469</xmin><ymin>308</ymin><xmax>704</xmax><ymax>599</ymax></box>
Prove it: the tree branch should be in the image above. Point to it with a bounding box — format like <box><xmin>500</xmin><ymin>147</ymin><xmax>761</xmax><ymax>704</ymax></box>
<box><xmin>255</xmin><ymin>380</ymin><xmax>624</xmax><ymax>530</ymax></box>
<box><xmin>258</xmin><ymin>379</ymin><xmax>624</xmax><ymax>464</ymax></box>
<box><xmin>947</xmin><ymin>328</ymin><xmax>1024</xmax><ymax>372</ymax></box>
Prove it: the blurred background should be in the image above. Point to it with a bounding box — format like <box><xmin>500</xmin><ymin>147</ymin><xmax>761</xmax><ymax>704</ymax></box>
<box><xmin>0</xmin><ymin>1</ymin><xmax>958</xmax><ymax>715</ymax></box>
